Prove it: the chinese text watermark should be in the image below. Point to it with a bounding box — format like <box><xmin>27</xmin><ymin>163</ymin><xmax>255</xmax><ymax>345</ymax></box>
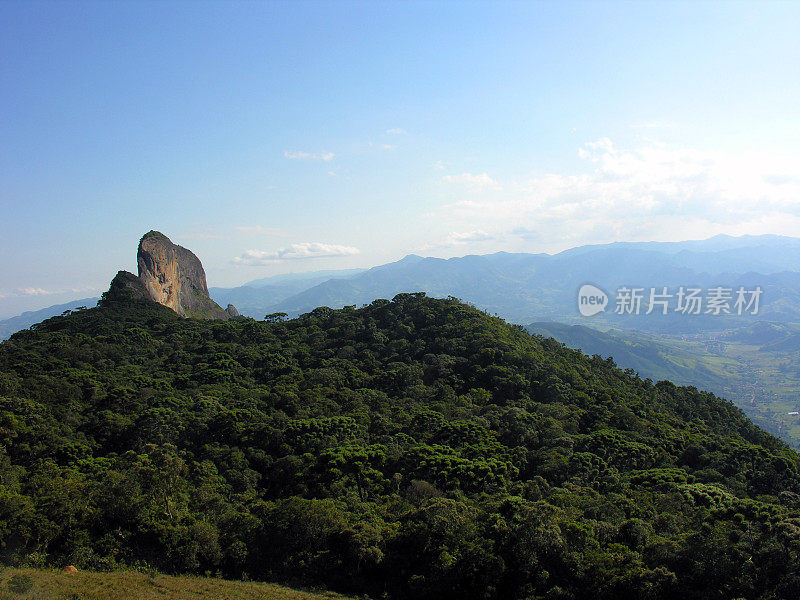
<box><xmin>578</xmin><ymin>284</ymin><xmax>762</xmax><ymax>317</ymax></box>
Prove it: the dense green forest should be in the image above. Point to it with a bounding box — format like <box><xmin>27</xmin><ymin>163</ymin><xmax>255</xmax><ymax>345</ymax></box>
<box><xmin>1</xmin><ymin>291</ymin><xmax>800</xmax><ymax>599</ymax></box>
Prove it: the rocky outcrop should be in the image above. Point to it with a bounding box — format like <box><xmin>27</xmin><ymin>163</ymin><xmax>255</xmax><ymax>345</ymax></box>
<box><xmin>136</xmin><ymin>231</ymin><xmax>230</xmax><ymax>320</ymax></box>
<box><xmin>103</xmin><ymin>231</ymin><xmax>234</xmax><ymax>321</ymax></box>
<box><xmin>225</xmin><ymin>304</ymin><xmax>240</xmax><ymax>318</ymax></box>
<box><xmin>104</xmin><ymin>270</ymin><xmax>150</xmax><ymax>303</ymax></box>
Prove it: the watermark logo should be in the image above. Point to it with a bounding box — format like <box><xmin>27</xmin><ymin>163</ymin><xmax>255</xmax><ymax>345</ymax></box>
<box><xmin>578</xmin><ymin>284</ymin><xmax>609</xmax><ymax>317</ymax></box>
<box><xmin>578</xmin><ymin>284</ymin><xmax>763</xmax><ymax>317</ymax></box>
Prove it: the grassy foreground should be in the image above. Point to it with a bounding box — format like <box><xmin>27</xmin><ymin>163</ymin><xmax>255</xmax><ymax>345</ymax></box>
<box><xmin>0</xmin><ymin>568</ymin><xmax>356</xmax><ymax>600</ymax></box>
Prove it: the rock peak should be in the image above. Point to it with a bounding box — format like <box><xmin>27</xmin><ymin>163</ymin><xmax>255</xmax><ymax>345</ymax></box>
<box><xmin>139</xmin><ymin>230</ymin><xmax>171</xmax><ymax>244</ymax></box>
<box><xmin>104</xmin><ymin>231</ymin><xmax>234</xmax><ymax>321</ymax></box>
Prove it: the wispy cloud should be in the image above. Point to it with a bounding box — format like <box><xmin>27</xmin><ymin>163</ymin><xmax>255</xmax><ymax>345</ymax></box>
<box><xmin>433</xmin><ymin>138</ymin><xmax>800</xmax><ymax>249</ymax></box>
<box><xmin>18</xmin><ymin>287</ymin><xmax>56</xmax><ymax>296</ymax></box>
<box><xmin>284</xmin><ymin>150</ymin><xmax>335</xmax><ymax>162</ymax></box>
<box><xmin>386</xmin><ymin>128</ymin><xmax>406</xmax><ymax>135</ymax></box>
<box><xmin>233</xmin><ymin>242</ymin><xmax>360</xmax><ymax>265</ymax></box>
<box><xmin>446</xmin><ymin>230</ymin><xmax>494</xmax><ymax>245</ymax></box>
<box><xmin>0</xmin><ymin>285</ymin><xmax>102</xmax><ymax>300</ymax></box>
<box><xmin>441</xmin><ymin>172</ymin><xmax>502</xmax><ymax>191</ymax></box>
<box><xmin>417</xmin><ymin>230</ymin><xmax>497</xmax><ymax>252</ymax></box>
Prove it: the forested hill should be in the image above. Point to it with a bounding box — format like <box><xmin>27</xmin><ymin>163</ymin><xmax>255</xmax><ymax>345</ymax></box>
<box><xmin>1</xmin><ymin>293</ymin><xmax>800</xmax><ymax>599</ymax></box>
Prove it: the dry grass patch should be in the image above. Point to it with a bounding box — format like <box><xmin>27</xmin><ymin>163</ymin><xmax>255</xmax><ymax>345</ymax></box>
<box><xmin>0</xmin><ymin>568</ymin><xmax>356</xmax><ymax>600</ymax></box>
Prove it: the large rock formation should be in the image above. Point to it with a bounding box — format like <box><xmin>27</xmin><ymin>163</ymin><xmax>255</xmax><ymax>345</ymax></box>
<box><xmin>104</xmin><ymin>231</ymin><xmax>232</xmax><ymax>321</ymax></box>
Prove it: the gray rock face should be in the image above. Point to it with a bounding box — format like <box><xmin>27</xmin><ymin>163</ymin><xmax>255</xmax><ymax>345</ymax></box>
<box><xmin>136</xmin><ymin>231</ymin><xmax>229</xmax><ymax>320</ymax></box>
<box><xmin>225</xmin><ymin>304</ymin><xmax>240</xmax><ymax>318</ymax></box>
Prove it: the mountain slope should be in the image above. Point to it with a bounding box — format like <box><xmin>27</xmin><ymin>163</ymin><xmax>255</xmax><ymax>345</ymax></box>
<box><xmin>526</xmin><ymin>321</ymin><xmax>729</xmax><ymax>388</ymax></box>
<box><xmin>526</xmin><ymin>321</ymin><xmax>800</xmax><ymax>446</ymax></box>
<box><xmin>1</xmin><ymin>294</ymin><xmax>799</xmax><ymax>599</ymax></box>
<box><xmin>0</xmin><ymin>297</ymin><xmax>99</xmax><ymax>341</ymax></box>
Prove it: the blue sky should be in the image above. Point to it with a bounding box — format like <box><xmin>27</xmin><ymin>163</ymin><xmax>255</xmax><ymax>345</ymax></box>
<box><xmin>1</xmin><ymin>1</ymin><xmax>799</xmax><ymax>317</ymax></box>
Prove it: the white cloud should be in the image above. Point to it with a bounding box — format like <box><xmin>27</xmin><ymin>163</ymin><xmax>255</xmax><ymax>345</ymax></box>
<box><xmin>0</xmin><ymin>285</ymin><xmax>103</xmax><ymax>299</ymax></box>
<box><xmin>415</xmin><ymin>230</ymin><xmax>497</xmax><ymax>252</ymax></box>
<box><xmin>446</xmin><ymin>230</ymin><xmax>495</xmax><ymax>244</ymax></box>
<box><xmin>233</xmin><ymin>242</ymin><xmax>361</xmax><ymax>265</ymax></box>
<box><xmin>441</xmin><ymin>172</ymin><xmax>502</xmax><ymax>191</ymax></box>
<box><xmin>386</xmin><ymin>128</ymin><xmax>406</xmax><ymax>135</ymax></box>
<box><xmin>18</xmin><ymin>287</ymin><xmax>55</xmax><ymax>296</ymax></box>
<box><xmin>433</xmin><ymin>138</ymin><xmax>800</xmax><ymax>250</ymax></box>
<box><xmin>284</xmin><ymin>150</ymin><xmax>335</xmax><ymax>162</ymax></box>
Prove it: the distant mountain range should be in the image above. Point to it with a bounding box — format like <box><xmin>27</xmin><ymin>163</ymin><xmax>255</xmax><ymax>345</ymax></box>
<box><xmin>216</xmin><ymin>234</ymin><xmax>800</xmax><ymax>333</ymax></box>
<box><xmin>5</xmin><ymin>234</ymin><xmax>800</xmax><ymax>340</ymax></box>
<box><xmin>208</xmin><ymin>268</ymin><xmax>365</xmax><ymax>319</ymax></box>
<box><xmin>558</xmin><ymin>233</ymin><xmax>800</xmax><ymax>272</ymax></box>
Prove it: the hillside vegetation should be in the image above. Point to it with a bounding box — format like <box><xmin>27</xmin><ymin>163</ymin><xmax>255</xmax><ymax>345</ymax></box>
<box><xmin>1</xmin><ymin>293</ymin><xmax>800</xmax><ymax>599</ymax></box>
<box><xmin>528</xmin><ymin>321</ymin><xmax>800</xmax><ymax>449</ymax></box>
